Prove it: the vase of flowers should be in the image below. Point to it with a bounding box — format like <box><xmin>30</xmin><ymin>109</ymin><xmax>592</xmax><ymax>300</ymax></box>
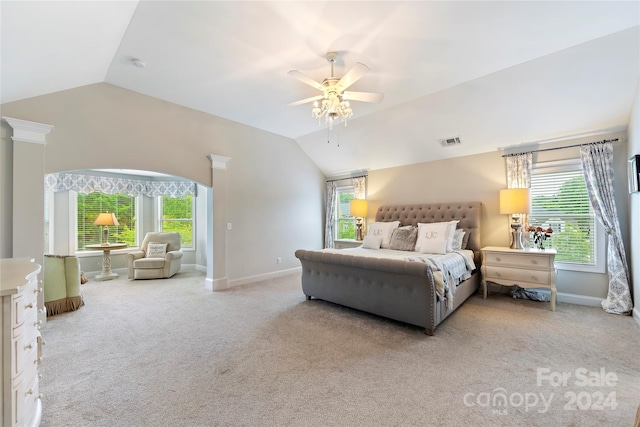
<box><xmin>527</xmin><ymin>226</ymin><xmax>553</xmax><ymax>250</ymax></box>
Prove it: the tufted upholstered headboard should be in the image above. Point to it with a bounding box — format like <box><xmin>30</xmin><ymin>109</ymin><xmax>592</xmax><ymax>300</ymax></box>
<box><xmin>375</xmin><ymin>202</ymin><xmax>482</xmax><ymax>260</ymax></box>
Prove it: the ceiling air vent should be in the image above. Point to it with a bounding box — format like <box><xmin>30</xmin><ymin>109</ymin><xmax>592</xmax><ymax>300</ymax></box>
<box><xmin>439</xmin><ymin>136</ymin><xmax>461</xmax><ymax>147</ymax></box>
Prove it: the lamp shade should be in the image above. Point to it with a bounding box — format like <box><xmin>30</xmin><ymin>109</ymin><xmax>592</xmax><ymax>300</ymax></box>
<box><xmin>349</xmin><ymin>199</ymin><xmax>368</xmax><ymax>217</ymax></box>
<box><xmin>93</xmin><ymin>212</ymin><xmax>119</xmax><ymax>226</ymax></box>
<box><xmin>499</xmin><ymin>188</ymin><xmax>530</xmax><ymax>214</ymax></box>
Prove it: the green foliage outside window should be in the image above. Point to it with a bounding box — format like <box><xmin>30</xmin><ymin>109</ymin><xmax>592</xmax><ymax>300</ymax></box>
<box><xmin>77</xmin><ymin>192</ymin><xmax>136</xmax><ymax>249</ymax></box>
<box><xmin>530</xmin><ymin>176</ymin><xmax>594</xmax><ymax>264</ymax></box>
<box><xmin>161</xmin><ymin>195</ymin><xmax>193</xmax><ymax>247</ymax></box>
<box><xmin>337</xmin><ymin>191</ymin><xmax>355</xmax><ymax>239</ymax></box>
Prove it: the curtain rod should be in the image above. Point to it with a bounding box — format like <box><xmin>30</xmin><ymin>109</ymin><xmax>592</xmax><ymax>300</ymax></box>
<box><xmin>325</xmin><ymin>174</ymin><xmax>368</xmax><ymax>183</ymax></box>
<box><xmin>502</xmin><ymin>138</ymin><xmax>619</xmax><ymax>158</ymax></box>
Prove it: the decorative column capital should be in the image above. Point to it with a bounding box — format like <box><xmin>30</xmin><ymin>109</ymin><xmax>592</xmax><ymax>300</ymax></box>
<box><xmin>2</xmin><ymin>116</ymin><xmax>54</xmax><ymax>144</ymax></box>
<box><xmin>208</xmin><ymin>154</ymin><xmax>231</xmax><ymax>170</ymax></box>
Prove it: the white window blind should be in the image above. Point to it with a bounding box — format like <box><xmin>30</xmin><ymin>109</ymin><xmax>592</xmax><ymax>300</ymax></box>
<box><xmin>335</xmin><ymin>186</ymin><xmax>356</xmax><ymax>240</ymax></box>
<box><xmin>77</xmin><ymin>192</ymin><xmax>137</xmax><ymax>250</ymax></box>
<box><xmin>159</xmin><ymin>195</ymin><xmax>194</xmax><ymax>247</ymax></box>
<box><xmin>530</xmin><ymin>162</ymin><xmax>598</xmax><ymax>268</ymax></box>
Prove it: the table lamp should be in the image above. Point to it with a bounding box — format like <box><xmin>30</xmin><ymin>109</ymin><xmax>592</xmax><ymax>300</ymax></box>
<box><xmin>350</xmin><ymin>199</ymin><xmax>369</xmax><ymax>241</ymax></box>
<box><xmin>499</xmin><ymin>188</ymin><xmax>530</xmax><ymax>250</ymax></box>
<box><xmin>93</xmin><ymin>212</ymin><xmax>119</xmax><ymax>245</ymax></box>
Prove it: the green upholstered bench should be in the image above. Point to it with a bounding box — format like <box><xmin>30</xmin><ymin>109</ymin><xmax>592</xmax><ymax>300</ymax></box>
<box><xmin>44</xmin><ymin>255</ymin><xmax>85</xmax><ymax>316</ymax></box>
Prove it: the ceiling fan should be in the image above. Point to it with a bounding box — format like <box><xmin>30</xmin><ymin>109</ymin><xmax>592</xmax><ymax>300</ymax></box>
<box><xmin>287</xmin><ymin>52</ymin><xmax>384</xmax><ymax>129</ymax></box>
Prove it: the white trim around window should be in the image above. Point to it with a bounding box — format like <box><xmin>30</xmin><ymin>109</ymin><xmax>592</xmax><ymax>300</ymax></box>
<box><xmin>532</xmin><ymin>159</ymin><xmax>605</xmax><ymax>274</ymax></box>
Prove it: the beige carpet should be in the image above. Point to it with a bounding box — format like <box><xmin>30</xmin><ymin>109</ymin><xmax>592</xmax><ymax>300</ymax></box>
<box><xmin>40</xmin><ymin>270</ymin><xmax>640</xmax><ymax>427</ymax></box>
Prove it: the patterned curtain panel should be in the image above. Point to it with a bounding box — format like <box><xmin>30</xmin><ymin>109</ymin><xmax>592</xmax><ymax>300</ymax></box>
<box><xmin>44</xmin><ymin>172</ymin><xmax>196</xmax><ymax>198</ymax></box>
<box><xmin>324</xmin><ymin>181</ymin><xmax>337</xmax><ymax>249</ymax></box>
<box><xmin>580</xmin><ymin>142</ymin><xmax>633</xmax><ymax>315</ymax></box>
<box><xmin>352</xmin><ymin>176</ymin><xmax>366</xmax><ymax>199</ymax></box>
<box><xmin>505</xmin><ymin>153</ymin><xmax>532</xmax><ymax>188</ymax></box>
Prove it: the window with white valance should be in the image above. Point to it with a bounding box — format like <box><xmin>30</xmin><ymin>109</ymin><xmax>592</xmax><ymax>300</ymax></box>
<box><xmin>44</xmin><ymin>172</ymin><xmax>196</xmax><ymax>198</ymax></box>
<box><xmin>44</xmin><ymin>171</ymin><xmax>197</xmax><ymax>252</ymax></box>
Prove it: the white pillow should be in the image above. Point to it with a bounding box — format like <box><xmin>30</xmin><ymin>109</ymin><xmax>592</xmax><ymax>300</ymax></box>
<box><xmin>366</xmin><ymin>221</ymin><xmax>400</xmax><ymax>248</ymax></box>
<box><xmin>419</xmin><ymin>237</ymin><xmax>448</xmax><ymax>255</ymax></box>
<box><xmin>415</xmin><ymin>221</ymin><xmax>459</xmax><ymax>252</ymax></box>
<box><xmin>416</xmin><ymin>222</ymin><xmax>450</xmax><ymax>254</ymax></box>
<box><xmin>146</xmin><ymin>242</ymin><xmax>168</xmax><ymax>258</ymax></box>
<box><xmin>452</xmin><ymin>229</ymin><xmax>466</xmax><ymax>251</ymax></box>
<box><xmin>362</xmin><ymin>235</ymin><xmax>382</xmax><ymax>249</ymax></box>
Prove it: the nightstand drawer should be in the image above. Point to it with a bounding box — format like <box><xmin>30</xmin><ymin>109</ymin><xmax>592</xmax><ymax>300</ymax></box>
<box><xmin>484</xmin><ymin>252</ymin><xmax>551</xmax><ymax>269</ymax></box>
<box><xmin>485</xmin><ymin>266</ymin><xmax>551</xmax><ymax>285</ymax></box>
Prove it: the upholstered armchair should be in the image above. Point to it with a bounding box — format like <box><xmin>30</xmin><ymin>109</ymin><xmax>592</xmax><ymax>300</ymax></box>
<box><xmin>44</xmin><ymin>255</ymin><xmax>84</xmax><ymax>316</ymax></box>
<box><xmin>127</xmin><ymin>232</ymin><xmax>183</xmax><ymax>279</ymax></box>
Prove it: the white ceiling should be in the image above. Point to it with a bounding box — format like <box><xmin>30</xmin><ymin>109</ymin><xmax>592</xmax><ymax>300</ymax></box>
<box><xmin>2</xmin><ymin>1</ymin><xmax>639</xmax><ymax>176</ymax></box>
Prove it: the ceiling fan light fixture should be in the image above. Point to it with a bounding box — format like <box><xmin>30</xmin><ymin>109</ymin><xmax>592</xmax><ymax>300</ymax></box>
<box><xmin>312</xmin><ymin>91</ymin><xmax>353</xmax><ymax>129</ymax></box>
<box><xmin>288</xmin><ymin>52</ymin><xmax>383</xmax><ymax>131</ymax></box>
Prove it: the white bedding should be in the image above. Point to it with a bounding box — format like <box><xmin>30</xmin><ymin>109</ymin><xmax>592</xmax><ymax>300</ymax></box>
<box><xmin>323</xmin><ymin>247</ymin><xmax>476</xmax><ymax>309</ymax></box>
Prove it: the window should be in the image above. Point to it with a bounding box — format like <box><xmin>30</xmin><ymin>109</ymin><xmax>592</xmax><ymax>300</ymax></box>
<box><xmin>44</xmin><ymin>188</ymin><xmax>53</xmax><ymax>253</ymax></box>
<box><xmin>158</xmin><ymin>194</ymin><xmax>194</xmax><ymax>247</ymax></box>
<box><xmin>335</xmin><ymin>186</ymin><xmax>356</xmax><ymax>240</ymax></box>
<box><xmin>529</xmin><ymin>159</ymin><xmax>604</xmax><ymax>272</ymax></box>
<box><xmin>77</xmin><ymin>192</ymin><xmax>137</xmax><ymax>250</ymax></box>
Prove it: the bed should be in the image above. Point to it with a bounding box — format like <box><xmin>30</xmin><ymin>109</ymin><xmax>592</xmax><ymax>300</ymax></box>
<box><xmin>295</xmin><ymin>202</ymin><xmax>482</xmax><ymax>335</ymax></box>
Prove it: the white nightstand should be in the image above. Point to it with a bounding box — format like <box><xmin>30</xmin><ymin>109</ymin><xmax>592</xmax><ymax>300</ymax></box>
<box><xmin>334</xmin><ymin>239</ymin><xmax>363</xmax><ymax>249</ymax></box>
<box><xmin>481</xmin><ymin>246</ymin><xmax>557</xmax><ymax>311</ymax></box>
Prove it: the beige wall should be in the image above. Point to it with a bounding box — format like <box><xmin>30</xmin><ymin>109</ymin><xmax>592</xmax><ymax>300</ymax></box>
<box><xmin>1</xmin><ymin>83</ymin><xmax>325</xmax><ymax>282</ymax></box>
<box><xmin>628</xmin><ymin>76</ymin><xmax>640</xmax><ymax>325</ymax></box>
<box><xmin>368</xmin><ymin>130</ymin><xmax>630</xmax><ymax>302</ymax></box>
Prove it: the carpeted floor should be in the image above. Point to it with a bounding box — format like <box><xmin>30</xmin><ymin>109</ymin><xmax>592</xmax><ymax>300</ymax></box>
<box><xmin>40</xmin><ymin>270</ymin><xmax>640</xmax><ymax>426</ymax></box>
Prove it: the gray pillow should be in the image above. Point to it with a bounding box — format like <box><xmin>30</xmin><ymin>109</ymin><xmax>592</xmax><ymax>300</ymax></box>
<box><xmin>389</xmin><ymin>227</ymin><xmax>418</xmax><ymax>251</ymax></box>
<box><xmin>461</xmin><ymin>229</ymin><xmax>471</xmax><ymax>249</ymax></box>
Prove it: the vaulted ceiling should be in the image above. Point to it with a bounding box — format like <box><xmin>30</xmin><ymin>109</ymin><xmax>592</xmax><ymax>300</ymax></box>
<box><xmin>2</xmin><ymin>1</ymin><xmax>639</xmax><ymax>175</ymax></box>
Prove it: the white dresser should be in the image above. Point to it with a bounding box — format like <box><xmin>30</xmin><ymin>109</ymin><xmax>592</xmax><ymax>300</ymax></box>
<box><xmin>1</xmin><ymin>258</ymin><xmax>43</xmax><ymax>427</ymax></box>
<box><xmin>481</xmin><ymin>246</ymin><xmax>557</xmax><ymax>311</ymax></box>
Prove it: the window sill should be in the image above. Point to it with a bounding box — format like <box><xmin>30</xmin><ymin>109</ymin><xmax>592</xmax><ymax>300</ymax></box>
<box><xmin>556</xmin><ymin>261</ymin><xmax>605</xmax><ymax>274</ymax></box>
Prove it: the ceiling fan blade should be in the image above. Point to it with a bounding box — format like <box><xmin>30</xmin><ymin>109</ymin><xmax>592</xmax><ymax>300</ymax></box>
<box><xmin>287</xmin><ymin>95</ymin><xmax>324</xmax><ymax>107</ymax></box>
<box><xmin>343</xmin><ymin>91</ymin><xmax>384</xmax><ymax>103</ymax></box>
<box><xmin>337</xmin><ymin>62</ymin><xmax>370</xmax><ymax>90</ymax></box>
<box><xmin>287</xmin><ymin>70</ymin><xmax>324</xmax><ymax>91</ymax></box>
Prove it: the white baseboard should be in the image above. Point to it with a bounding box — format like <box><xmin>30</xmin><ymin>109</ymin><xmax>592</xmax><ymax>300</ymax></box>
<box><xmin>194</xmin><ymin>264</ymin><xmax>206</xmax><ymax>273</ymax></box>
<box><xmin>557</xmin><ymin>292</ymin><xmax>603</xmax><ymax>307</ymax></box>
<box><xmin>204</xmin><ymin>277</ymin><xmax>228</xmax><ymax>291</ymax></box>
<box><xmin>633</xmin><ymin>306</ymin><xmax>640</xmax><ymax>327</ymax></box>
<box><xmin>225</xmin><ymin>267</ymin><xmax>301</xmax><ymax>290</ymax></box>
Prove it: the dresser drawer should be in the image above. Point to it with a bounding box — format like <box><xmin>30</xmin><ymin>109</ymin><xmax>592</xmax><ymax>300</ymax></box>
<box><xmin>13</xmin><ymin>369</ymin><xmax>40</xmax><ymax>427</ymax></box>
<box><xmin>12</xmin><ymin>333</ymin><xmax>39</xmax><ymax>380</ymax></box>
<box><xmin>11</xmin><ymin>282</ymin><xmax>38</xmax><ymax>332</ymax></box>
<box><xmin>485</xmin><ymin>265</ymin><xmax>551</xmax><ymax>285</ymax></box>
<box><xmin>484</xmin><ymin>251</ymin><xmax>552</xmax><ymax>269</ymax></box>
<box><xmin>22</xmin><ymin>373</ymin><xmax>41</xmax><ymax>427</ymax></box>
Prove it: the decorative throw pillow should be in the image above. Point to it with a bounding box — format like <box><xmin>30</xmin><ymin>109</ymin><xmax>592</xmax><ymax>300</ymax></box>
<box><xmin>452</xmin><ymin>229</ymin><xmax>466</xmax><ymax>251</ymax></box>
<box><xmin>461</xmin><ymin>229</ymin><xmax>471</xmax><ymax>250</ymax></box>
<box><xmin>445</xmin><ymin>220</ymin><xmax>459</xmax><ymax>252</ymax></box>
<box><xmin>389</xmin><ymin>227</ymin><xmax>418</xmax><ymax>251</ymax></box>
<box><xmin>416</xmin><ymin>222</ymin><xmax>450</xmax><ymax>255</ymax></box>
<box><xmin>366</xmin><ymin>221</ymin><xmax>400</xmax><ymax>249</ymax></box>
<box><xmin>362</xmin><ymin>235</ymin><xmax>382</xmax><ymax>249</ymax></box>
<box><xmin>146</xmin><ymin>242</ymin><xmax>168</xmax><ymax>258</ymax></box>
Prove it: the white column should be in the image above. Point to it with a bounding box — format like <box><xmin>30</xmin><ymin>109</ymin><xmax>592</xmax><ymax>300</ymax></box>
<box><xmin>3</xmin><ymin>116</ymin><xmax>54</xmax><ymax>324</ymax></box>
<box><xmin>2</xmin><ymin>117</ymin><xmax>54</xmax><ymax>262</ymax></box>
<box><xmin>205</xmin><ymin>154</ymin><xmax>231</xmax><ymax>291</ymax></box>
